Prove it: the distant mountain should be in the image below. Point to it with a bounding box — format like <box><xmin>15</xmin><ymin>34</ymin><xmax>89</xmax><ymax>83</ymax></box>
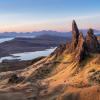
<box><xmin>0</xmin><ymin>34</ymin><xmax>68</xmax><ymax>57</ymax></box>
<box><xmin>0</xmin><ymin>29</ymin><xmax>99</xmax><ymax>38</ymax></box>
<box><xmin>0</xmin><ymin>31</ymin><xmax>68</xmax><ymax>38</ymax></box>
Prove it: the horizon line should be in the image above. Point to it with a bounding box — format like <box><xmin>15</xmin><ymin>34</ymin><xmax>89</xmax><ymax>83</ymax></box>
<box><xmin>0</xmin><ymin>28</ymin><xmax>100</xmax><ymax>33</ymax></box>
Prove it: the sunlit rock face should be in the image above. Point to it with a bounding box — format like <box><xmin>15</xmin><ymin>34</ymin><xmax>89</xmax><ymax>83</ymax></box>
<box><xmin>75</xmin><ymin>32</ymin><xmax>88</xmax><ymax>62</ymax></box>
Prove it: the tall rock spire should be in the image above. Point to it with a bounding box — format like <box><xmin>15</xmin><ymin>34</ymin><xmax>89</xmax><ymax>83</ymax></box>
<box><xmin>71</xmin><ymin>20</ymin><xmax>80</xmax><ymax>51</ymax></box>
<box><xmin>85</xmin><ymin>28</ymin><xmax>100</xmax><ymax>52</ymax></box>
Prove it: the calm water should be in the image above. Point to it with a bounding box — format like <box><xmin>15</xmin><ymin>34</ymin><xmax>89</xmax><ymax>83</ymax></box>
<box><xmin>0</xmin><ymin>47</ymin><xmax>56</xmax><ymax>62</ymax></box>
<box><xmin>0</xmin><ymin>36</ymin><xmax>36</xmax><ymax>43</ymax></box>
<box><xmin>0</xmin><ymin>38</ymin><xmax>14</xmax><ymax>43</ymax></box>
<box><xmin>0</xmin><ymin>37</ymin><xmax>56</xmax><ymax>62</ymax></box>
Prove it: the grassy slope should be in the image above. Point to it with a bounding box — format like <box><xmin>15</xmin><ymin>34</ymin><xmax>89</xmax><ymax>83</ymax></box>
<box><xmin>0</xmin><ymin>53</ymin><xmax>100</xmax><ymax>100</ymax></box>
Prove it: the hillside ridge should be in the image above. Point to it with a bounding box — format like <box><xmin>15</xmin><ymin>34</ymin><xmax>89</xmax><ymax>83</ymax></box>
<box><xmin>0</xmin><ymin>20</ymin><xmax>100</xmax><ymax>100</ymax></box>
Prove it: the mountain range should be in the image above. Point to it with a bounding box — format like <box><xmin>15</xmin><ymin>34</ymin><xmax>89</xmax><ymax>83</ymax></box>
<box><xmin>0</xmin><ymin>29</ymin><xmax>100</xmax><ymax>38</ymax></box>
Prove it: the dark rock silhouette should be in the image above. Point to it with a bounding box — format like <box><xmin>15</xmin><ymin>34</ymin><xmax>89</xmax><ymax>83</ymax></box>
<box><xmin>71</xmin><ymin>20</ymin><xmax>80</xmax><ymax>51</ymax></box>
<box><xmin>85</xmin><ymin>29</ymin><xmax>100</xmax><ymax>52</ymax></box>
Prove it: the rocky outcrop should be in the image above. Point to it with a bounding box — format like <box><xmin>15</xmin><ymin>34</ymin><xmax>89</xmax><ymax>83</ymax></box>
<box><xmin>70</xmin><ymin>22</ymin><xmax>99</xmax><ymax>62</ymax></box>
<box><xmin>85</xmin><ymin>29</ymin><xmax>100</xmax><ymax>52</ymax></box>
<box><xmin>71</xmin><ymin>20</ymin><xmax>80</xmax><ymax>51</ymax></box>
<box><xmin>50</xmin><ymin>20</ymin><xmax>100</xmax><ymax>63</ymax></box>
<box><xmin>75</xmin><ymin>32</ymin><xmax>88</xmax><ymax>62</ymax></box>
<box><xmin>50</xmin><ymin>43</ymin><xmax>66</xmax><ymax>57</ymax></box>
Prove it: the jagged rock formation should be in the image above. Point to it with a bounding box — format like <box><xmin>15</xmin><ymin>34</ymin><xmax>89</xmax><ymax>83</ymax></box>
<box><xmin>75</xmin><ymin>32</ymin><xmax>88</xmax><ymax>62</ymax></box>
<box><xmin>50</xmin><ymin>43</ymin><xmax>66</xmax><ymax>57</ymax></box>
<box><xmin>71</xmin><ymin>20</ymin><xmax>80</xmax><ymax>51</ymax></box>
<box><xmin>54</xmin><ymin>20</ymin><xmax>100</xmax><ymax>63</ymax></box>
<box><xmin>86</xmin><ymin>28</ymin><xmax>100</xmax><ymax>52</ymax></box>
<box><xmin>54</xmin><ymin>20</ymin><xmax>80</xmax><ymax>56</ymax></box>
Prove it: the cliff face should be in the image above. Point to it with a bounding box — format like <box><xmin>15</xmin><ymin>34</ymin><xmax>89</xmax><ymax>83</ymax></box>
<box><xmin>75</xmin><ymin>32</ymin><xmax>88</xmax><ymax>62</ymax></box>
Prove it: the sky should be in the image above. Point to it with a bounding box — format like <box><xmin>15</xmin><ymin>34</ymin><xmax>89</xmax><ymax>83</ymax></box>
<box><xmin>0</xmin><ymin>0</ymin><xmax>100</xmax><ymax>32</ymax></box>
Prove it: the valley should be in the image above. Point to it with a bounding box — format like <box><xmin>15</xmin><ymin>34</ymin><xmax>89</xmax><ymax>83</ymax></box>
<box><xmin>0</xmin><ymin>20</ymin><xmax>100</xmax><ymax>100</ymax></box>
